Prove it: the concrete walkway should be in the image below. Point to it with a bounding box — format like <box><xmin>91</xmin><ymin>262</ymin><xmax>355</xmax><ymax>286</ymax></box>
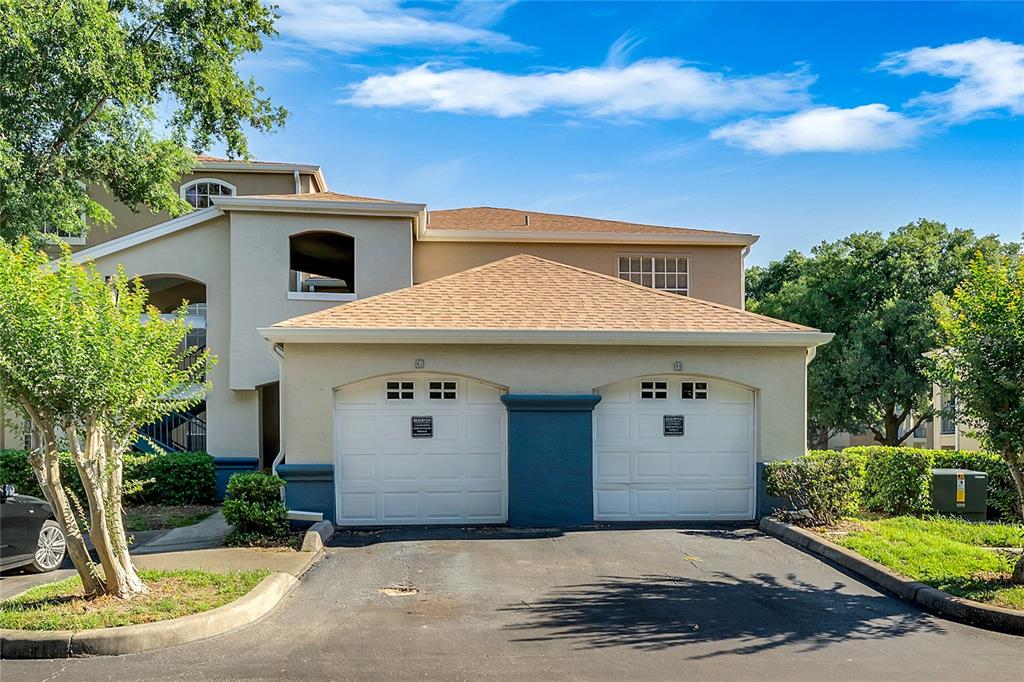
<box><xmin>133</xmin><ymin>511</ymin><xmax>232</xmax><ymax>554</ymax></box>
<box><xmin>1</xmin><ymin>511</ymin><xmax>319</xmax><ymax>599</ymax></box>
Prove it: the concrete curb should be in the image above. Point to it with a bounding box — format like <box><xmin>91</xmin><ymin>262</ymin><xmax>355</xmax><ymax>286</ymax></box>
<box><xmin>759</xmin><ymin>517</ymin><xmax>1024</xmax><ymax>636</ymax></box>
<box><xmin>300</xmin><ymin>521</ymin><xmax>335</xmax><ymax>553</ymax></box>
<box><xmin>0</xmin><ymin>572</ymin><xmax>298</xmax><ymax>659</ymax></box>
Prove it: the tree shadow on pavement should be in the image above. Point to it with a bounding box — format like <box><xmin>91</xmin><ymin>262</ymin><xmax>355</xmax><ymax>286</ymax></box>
<box><xmin>503</xmin><ymin>572</ymin><xmax>943</xmax><ymax>658</ymax></box>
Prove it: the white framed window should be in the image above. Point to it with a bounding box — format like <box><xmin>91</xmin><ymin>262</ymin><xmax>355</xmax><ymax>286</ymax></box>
<box><xmin>385</xmin><ymin>381</ymin><xmax>414</xmax><ymax>400</ymax></box>
<box><xmin>41</xmin><ymin>223</ymin><xmax>86</xmax><ymax>245</ymax></box>
<box><xmin>617</xmin><ymin>256</ymin><xmax>689</xmax><ymax>295</ymax></box>
<box><xmin>181</xmin><ymin>178</ymin><xmax>236</xmax><ymax>209</ymax></box>
<box><xmin>640</xmin><ymin>380</ymin><xmax>668</xmax><ymax>400</ymax></box>
<box><xmin>429</xmin><ymin>381</ymin><xmax>457</xmax><ymax>400</ymax></box>
<box><xmin>681</xmin><ymin>381</ymin><xmax>708</xmax><ymax>400</ymax></box>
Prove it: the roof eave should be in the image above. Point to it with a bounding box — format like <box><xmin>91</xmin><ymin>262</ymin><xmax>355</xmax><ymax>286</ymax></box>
<box><xmin>213</xmin><ymin>196</ymin><xmax>427</xmax><ymax>229</ymax></box>
<box><xmin>194</xmin><ymin>161</ymin><xmax>329</xmax><ymax>191</ymax></box>
<box><xmin>67</xmin><ymin>207</ymin><xmax>224</xmax><ymax>263</ymax></box>
<box><xmin>258</xmin><ymin>327</ymin><xmax>832</xmax><ymax>348</ymax></box>
<box><xmin>417</xmin><ymin>227</ymin><xmax>759</xmax><ymax>246</ymax></box>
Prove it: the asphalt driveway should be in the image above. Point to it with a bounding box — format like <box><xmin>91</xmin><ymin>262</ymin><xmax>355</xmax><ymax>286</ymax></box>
<box><xmin>4</xmin><ymin>526</ymin><xmax>1022</xmax><ymax>680</ymax></box>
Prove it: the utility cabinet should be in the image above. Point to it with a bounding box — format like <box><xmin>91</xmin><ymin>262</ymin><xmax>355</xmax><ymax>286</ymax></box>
<box><xmin>930</xmin><ymin>468</ymin><xmax>988</xmax><ymax>521</ymax></box>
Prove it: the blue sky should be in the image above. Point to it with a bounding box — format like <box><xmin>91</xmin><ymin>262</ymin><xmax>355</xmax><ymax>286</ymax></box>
<box><xmin>234</xmin><ymin>1</ymin><xmax>1024</xmax><ymax>265</ymax></box>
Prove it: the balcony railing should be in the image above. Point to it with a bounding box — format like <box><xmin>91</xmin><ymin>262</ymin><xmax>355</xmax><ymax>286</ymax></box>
<box><xmin>139</xmin><ymin>410</ymin><xmax>206</xmax><ymax>452</ymax></box>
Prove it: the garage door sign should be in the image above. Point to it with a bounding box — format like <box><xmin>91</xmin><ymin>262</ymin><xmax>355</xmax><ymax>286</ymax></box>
<box><xmin>663</xmin><ymin>414</ymin><xmax>685</xmax><ymax>437</ymax></box>
<box><xmin>411</xmin><ymin>416</ymin><xmax>433</xmax><ymax>438</ymax></box>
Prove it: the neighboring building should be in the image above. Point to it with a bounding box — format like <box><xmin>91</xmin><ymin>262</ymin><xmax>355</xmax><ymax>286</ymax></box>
<box><xmin>826</xmin><ymin>383</ymin><xmax>983</xmax><ymax>452</ymax></box>
<box><xmin>1</xmin><ymin>155</ymin><xmax>832</xmax><ymax>526</ymax></box>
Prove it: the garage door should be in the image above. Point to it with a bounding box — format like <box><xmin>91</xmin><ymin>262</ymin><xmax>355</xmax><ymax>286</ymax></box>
<box><xmin>593</xmin><ymin>377</ymin><xmax>755</xmax><ymax>521</ymax></box>
<box><xmin>334</xmin><ymin>375</ymin><xmax>507</xmax><ymax>525</ymax></box>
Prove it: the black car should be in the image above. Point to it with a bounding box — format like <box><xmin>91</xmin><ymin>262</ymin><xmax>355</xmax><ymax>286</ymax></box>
<box><xmin>0</xmin><ymin>484</ymin><xmax>67</xmax><ymax>573</ymax></box>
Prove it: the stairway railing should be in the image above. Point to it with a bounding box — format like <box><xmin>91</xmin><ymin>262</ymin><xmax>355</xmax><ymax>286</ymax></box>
<box><xmin>139</xmin><ymin>411</ymin><xmax>207</xmax><ymax>452</ymax></box>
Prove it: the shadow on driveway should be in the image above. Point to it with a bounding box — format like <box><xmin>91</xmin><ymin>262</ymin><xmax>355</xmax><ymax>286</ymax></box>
<box><xmin>503</xmin><ymin>571</ymin><xmax>944</xmax><ymax>657</ymax></box>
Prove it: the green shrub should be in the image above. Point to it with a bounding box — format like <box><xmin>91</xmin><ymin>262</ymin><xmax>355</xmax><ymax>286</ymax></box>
<box><xmin>764</xmin><ymin>449</ymin><xmax>866</xmax><ymax>526</ymax></box>
<box><xmin>137</xmin><ymin>452</ymin><xmax>216</xmax><ymax>505</ymax></box>
<box><xmin>855</xmin><ymin>446</ymin><xmax>934</xmax><ymax>516</ymax></box>
<box><xmin>222</xmin><ymin>472</ymin><xmax>287</xmax><ymax>546</ymax></box>
<box><xmin>846</xmin><ymin>446</ymin><xmax>1022</xmax><ymax>521</ymax></box>
<box><xmin>0</xmin><ymin>449</ymin><xmax>215</xmax><ymax>507</ymax></box>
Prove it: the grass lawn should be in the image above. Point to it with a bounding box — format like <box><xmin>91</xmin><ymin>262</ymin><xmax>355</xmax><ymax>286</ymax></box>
<box><xmin>824</xmin><ymin>516</ymin><xmax>1024</xmax><ymax>611</ymax></box>
<box><xmin>123</xmin><ymin>505</ymin><xmax>218</xmax><ymax>531</ymax></box>
<box><xmin>0</xmin><ymin>569</ymin><xmax>268</xmax><ymax>631</ymax></box>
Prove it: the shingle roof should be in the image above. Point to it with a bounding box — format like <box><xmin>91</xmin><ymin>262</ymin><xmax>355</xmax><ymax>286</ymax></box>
<box><xmin>194</xmin><ymin>154</ymin><xmax>302</xmax><ymax>166</ymax></box>
<box><xmin>427</xmin><ymin>207</ymin><xmax>751</xmax><ymax>238</ymax></box>
<box><xmin>241</xmin><ymin>191</ymin><xmax>404</xmax><ymax>203</ymax></box>
<box><xmin>274</xmin><ymin>254</ymin><xmax>815</xmax><ymax>333</ymax></box>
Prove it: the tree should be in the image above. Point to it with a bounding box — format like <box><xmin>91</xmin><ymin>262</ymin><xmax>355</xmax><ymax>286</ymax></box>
<box><xmin>0</xmin><ymin>0</ymin><xmax>287</xmax><ymax>243</ymax></box>
<box><xmin>0</xmin><ymin>240</ymin><xmax>212</xmax><ymax>598</ymax></box>
<box><xmin>748</xmin><ymin>220</ymin><xmax>1017</xmax><ymax>447</ymax></box>
<box><xmin>933</xmin><ymin>254</ymin><xmax>1024</xmax><ymax>581</ymax></box>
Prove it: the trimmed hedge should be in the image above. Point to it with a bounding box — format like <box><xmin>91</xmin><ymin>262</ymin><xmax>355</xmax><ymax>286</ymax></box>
<box><xmin>222</xmin><ymin>472</ymin><xmax>288</xmax><ymax>546</ymax></box>
<box><xmin>0</xmin><ymin>449</ymin><xmax>216</xmax><ymax>506</ymax></box>
<box><xmin>764</xmin><ymin>450</ymin><xmax>866</xmax><ymax>525</ymax></box>
<box><xmin>847</xmin><ymin>446</ymin><xmax>1021</xmax><ymax>521</ymax></box>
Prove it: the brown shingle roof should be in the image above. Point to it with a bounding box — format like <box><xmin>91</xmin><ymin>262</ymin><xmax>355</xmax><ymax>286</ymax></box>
<box><xmin>194</xmin><ymin>154</ymin><xmax>303</xmax><ymax>166</ymax></box>
<box><xmin>427</xmin><ymin>207</ymin><xmax>751</xmax><ymax>238</ymax></box>
<box><xmin>275</xmin><ymin>254</ymin><xmax>815</xmax><ymax>333</ymax></box>
<box><xmin>241</xmin><ymin>191</ymin><xmax>404</xmax><ymax>203</ymax></box>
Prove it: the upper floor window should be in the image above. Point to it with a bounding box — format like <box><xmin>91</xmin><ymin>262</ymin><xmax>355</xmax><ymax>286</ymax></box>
<box><xmin>181</xmin><ymin>179</ymin><xmax>236</xmax><ymax>209</ymax></box>
<box><xmin>618</xmin><ymin>256</ymin><xmax>688</xmax><ymax>295</ymax></box>
<box><xmin>940</xmin><ymin>391</ymin><xmax>956</xmax><ymax>435</ymax></box>
<box><xmin>288</xmin><ymin>231</ymin><xmax>356</xmax><ymax>301</ymax></box>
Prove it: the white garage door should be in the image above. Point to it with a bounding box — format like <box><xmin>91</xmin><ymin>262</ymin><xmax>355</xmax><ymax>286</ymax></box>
<box><xmin>593</xmin><ymin>376</ymin><xmax>755</xmax><ymax>521</ymax></box>
<box><xmin>334</xmin><ymin>375</ymin><xmax>507</xmax><ymax>525</ymax></box>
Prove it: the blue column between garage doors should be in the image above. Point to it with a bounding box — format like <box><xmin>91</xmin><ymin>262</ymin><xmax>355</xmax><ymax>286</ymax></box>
<box><xmin>501</xmin><ymin>394</ymin><xmax>602</xmax><ymax>528</ymax></box>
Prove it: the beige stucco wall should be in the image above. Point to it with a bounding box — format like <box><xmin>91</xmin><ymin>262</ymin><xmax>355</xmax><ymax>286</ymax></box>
<box><xmin>227</xmin><ymin>213</ymin><xmax>413</xmax><ymax>390</ymax></box>
<box><xmin>413</xmin><ymin>242</ymin><xmax>746</xmax><ymax>308</ymax></box>
<box><xmin>77</xmin><ymin>210</ymin><xmax>414</xmax><ymax>455</ymax></box>
<box><xmin>82</xmin><ymin>215</ymin><xmax>257</xmax><ymax>456</ymax></box>
<box><xmin>278</xmin><ymin>343</ymin><xmax>809</xmax><ymax>467</ymax></box>
<box><xmin>80</xmin><ymin>170</ymin><xmax>316</xmax><ymax>250</ymax></box>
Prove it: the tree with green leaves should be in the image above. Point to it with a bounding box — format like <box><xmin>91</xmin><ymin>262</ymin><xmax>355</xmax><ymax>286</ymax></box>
<box><xmin>0</xmin><ymin>0</ymin><xmax>287</xmax><ymax>243</ymax></box>
<box><xmin>932</xmin><ymin>254</ymin><xmax>1024</xmax><ymax>581</ymax></box>
<box><xmin>748</xmin><ymin>219</ymin><xmax>1017</xmax><ymax>447</ymax></box>
<box><xmin>0</xmin><ymin>240</ymin><xmax>213</xmax><ymax>598</ymax></box>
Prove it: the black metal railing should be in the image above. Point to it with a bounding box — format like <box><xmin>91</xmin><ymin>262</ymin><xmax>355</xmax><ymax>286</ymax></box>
<box><xmin>140</xmin><ymin>411</ymin><xmax>206</xmax><ymax>452</ymax></box>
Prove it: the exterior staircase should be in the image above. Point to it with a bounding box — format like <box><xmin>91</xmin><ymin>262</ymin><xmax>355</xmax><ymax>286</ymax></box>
<box><xmin>137</xmin><ymin>409</ymin><xmax>207</xmax><ymax>453</ymax></box>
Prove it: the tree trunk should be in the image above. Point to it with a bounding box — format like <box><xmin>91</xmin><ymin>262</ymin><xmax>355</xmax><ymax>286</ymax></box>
<box><xmin>1002</xmin><ymin>450</ymin><xmax>1024</xmax><ymax>585</ymax></box>
<box><xmin>27</xmin><ymin>423</ymin><xmax>104</xmax><ymax>596</ymax></box>
<box><xmin>68</xmin><ymin>424</ymin><xmax>147</xmax><ymax>599</ymax></box>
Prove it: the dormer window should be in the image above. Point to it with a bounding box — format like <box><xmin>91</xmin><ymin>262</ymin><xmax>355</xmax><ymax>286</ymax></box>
<box><xmin>181</xmin><ymin>179</ymin><xmax>236</xmax><ymax>209</ymax></box>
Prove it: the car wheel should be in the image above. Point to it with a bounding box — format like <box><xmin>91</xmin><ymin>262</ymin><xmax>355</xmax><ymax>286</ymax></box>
<box><xmin>27</xmin><ymin>520</ymin><xmax>67</xmax><ymax>573</ymax></box>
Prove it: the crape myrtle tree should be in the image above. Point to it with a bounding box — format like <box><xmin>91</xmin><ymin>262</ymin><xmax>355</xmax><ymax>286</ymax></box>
<box><xmin>747</xmin><ymin>220</ymin><xmax>1017</xmax><ymax>447</ymax></box>
<box><xmin>933</xmin><ymin>254</ymin><xmax>1024</xmax><ymax>581</ymax></box>
<box><xmin>0</xmin><ymin>0</ymin><xmax>287</xmax><ymax>243</ymax></box>
<box><xmin>0</xmin><ymin>240</ymin><xmax>213</xmax><ymax>598</ymax></box>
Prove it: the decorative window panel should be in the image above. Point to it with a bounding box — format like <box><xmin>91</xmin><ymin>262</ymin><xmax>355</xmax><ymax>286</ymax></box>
<box><xmin>641</xmin><ymin>380</ymin><xmax>668</xmax><ymax>400</ymax></box>
<box><xmin>429</xmin><ymin>381</ymin><xmax>457</xmax><ymax>400</ymax></box>
<box><xmin>681</xmin><ymin>381</ymin><xmax>708</xmax><ymax>400</ymax></box>
<box><xmin>386</xmin><ymin>381</ymin><xmax>414</xmax><ymax>400</ymax></box>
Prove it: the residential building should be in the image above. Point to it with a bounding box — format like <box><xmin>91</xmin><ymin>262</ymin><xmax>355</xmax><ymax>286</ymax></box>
<box><xmin>1</xmin><ymin>155</ymin><xmax>832</xmax><ymax>526</ymax></box>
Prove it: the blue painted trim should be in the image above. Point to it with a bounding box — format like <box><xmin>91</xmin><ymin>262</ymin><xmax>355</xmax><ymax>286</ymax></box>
<box><xmin>755</xmin><ymin>461</ymin><xmax>790</xmax><ymax>519</ymax></box>
<box><xmin>275</xmin><ymin>463</ymin><xmax>333</xmax><ymax>481</ymax></box>
<box><xmin>213</xmin><ymin>456</ymin><xmax>259</xmax><ymax>501</ymax></box>
<box><xmin>501</xmin><ymin>394</ymin><xmax>602</xmax><ymax>412</ymax></box>
<box><xmin>277</xmin><ymin>463</ymin><xmax>335</xmax><ymax>523</ymax></box>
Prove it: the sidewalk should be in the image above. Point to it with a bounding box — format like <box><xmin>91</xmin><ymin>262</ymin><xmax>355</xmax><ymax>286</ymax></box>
<box><xmin>0</xmin><ymin>512</ymin><xmax>319</xmax><ymax>599</ymax></box>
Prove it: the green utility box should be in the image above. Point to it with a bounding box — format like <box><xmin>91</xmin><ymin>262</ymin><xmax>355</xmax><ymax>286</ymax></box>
<box><xmin>930</xmin><ymin>468</ymin><xmax>988</xmax><ymax>521</ymax></box>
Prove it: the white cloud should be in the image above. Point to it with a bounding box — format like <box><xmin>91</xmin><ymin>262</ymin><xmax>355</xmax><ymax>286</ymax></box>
<box><xmin>710</xmin><ymin>104</ymin><xmax>923</xmax><ymax>153</ymax></box>
<box><xmin>343</xmin><ymin>60</ymin><xmax>814</xmax><ymax>118</ymax></box>
<box><xmin>275</xmin><ymin>0</ymin><xmax>525</xmax><ymax>54</ymax></box>
<box><xmin>880</xmin><ymin>38</ymin><xmax>1024</xmax><ymax>121</ymax></box>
